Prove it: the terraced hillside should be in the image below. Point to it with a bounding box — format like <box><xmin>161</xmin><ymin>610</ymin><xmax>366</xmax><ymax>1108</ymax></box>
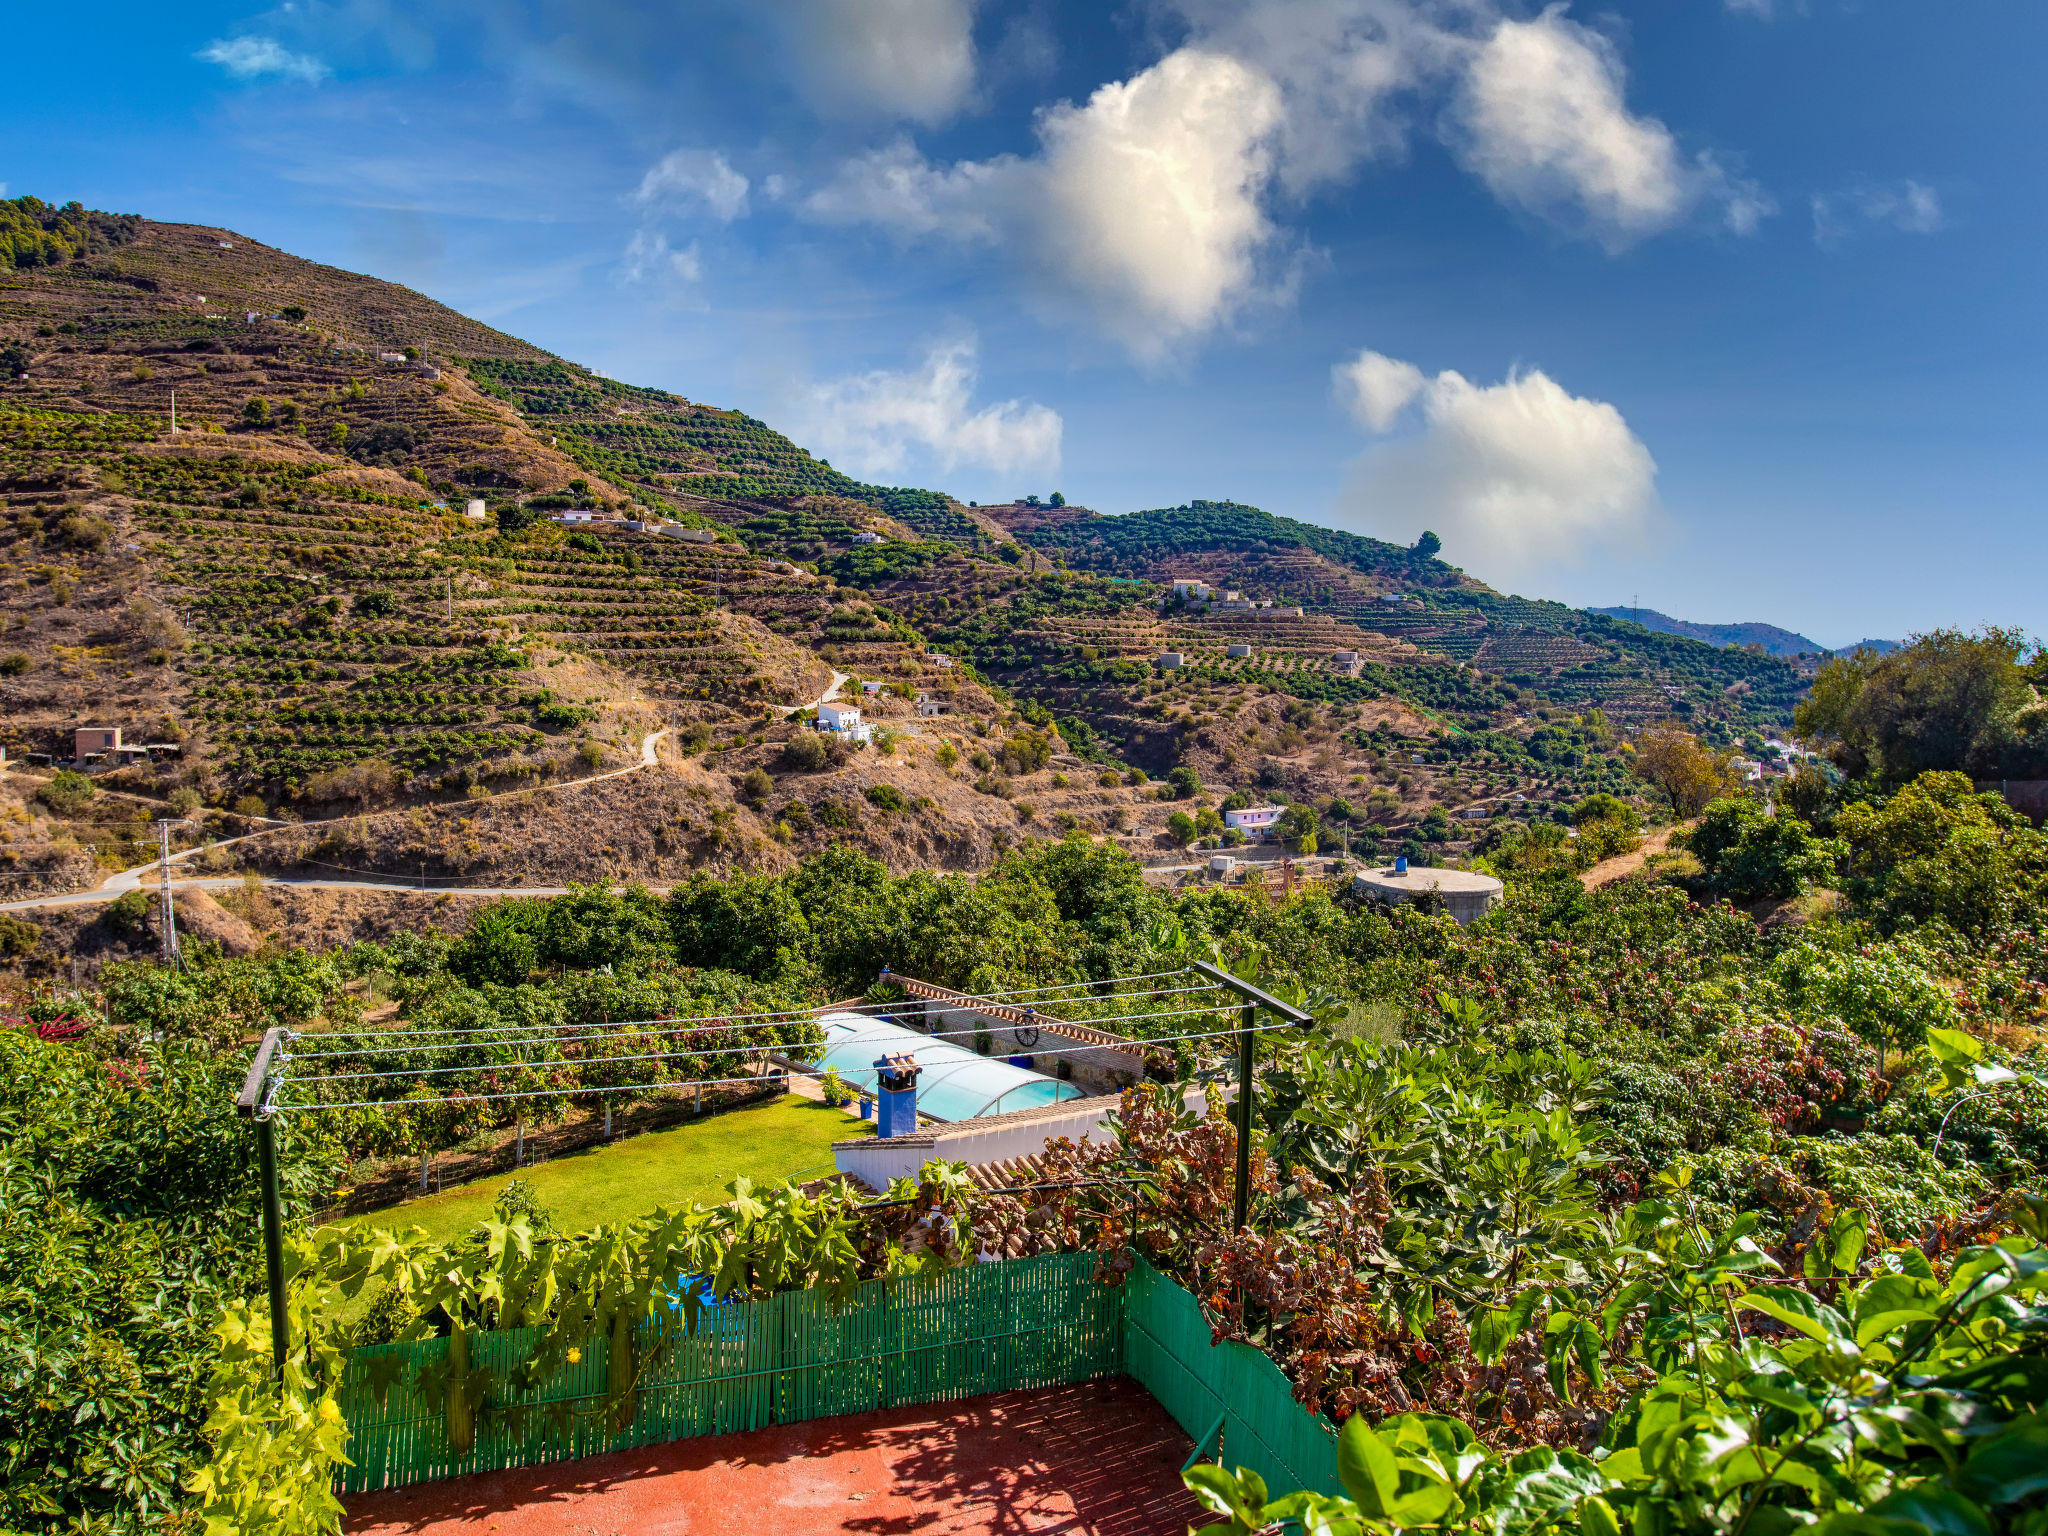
<box><xmin>461</xmin><ymin>357</ymin><xmax>997</xmax><ymax>551</ymax></box>
<box><xmin>993</xmin><ymin>498</ymin><xmax>1808</xmax><ymax>732</ymax></box>
<box><xmin>0</xmin><ymin>198</ymin><xmax>1819</xmax><ymax>913</ymax></box>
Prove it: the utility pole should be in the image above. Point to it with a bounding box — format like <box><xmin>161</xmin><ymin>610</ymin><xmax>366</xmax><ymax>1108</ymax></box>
<box><xmin>1190</xmin><ymin>960</ymin><xmax>1312</xmax><ymax>1231</ymax></box>
<box><xmin>169</xmin><ymin>389</ymin><xmax>178</xmax><ymax>435</ymax></box>
<box><xmin>153</xmin><ymin>818</ymin><xmax>191</xmax><ymax>966</ymax></box>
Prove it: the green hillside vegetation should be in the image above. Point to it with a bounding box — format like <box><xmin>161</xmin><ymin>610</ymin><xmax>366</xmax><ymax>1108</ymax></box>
<box><xmin>460</xmin><ymin>356</ymin><xmax>987</xmax><ymax>547</ymax></box>
<box><xmin>0</xmin><ymin>195</ymin><xmax>142</xmax><ymax>272</ymax></box>
<box><xmin>1024</xmin><ymin>497</ymin><xmax>1449</xmax><ymax>586</ymax></box>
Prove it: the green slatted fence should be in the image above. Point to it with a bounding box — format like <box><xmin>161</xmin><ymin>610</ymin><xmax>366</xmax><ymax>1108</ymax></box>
<box><xmin>1121</xmin><ymin>1256</ymin><xmax>1343</xmax><ymax>1499</ymax></box>
<box><xmin>335</xmin><ymin>1252</ymin><xmax>1121</xmax><ymax>1493</ymax></box>
<box><xmin>333</xmin><ymin>1250</ymin><xmax>1342</xmax><ymax>1499</ymax></box>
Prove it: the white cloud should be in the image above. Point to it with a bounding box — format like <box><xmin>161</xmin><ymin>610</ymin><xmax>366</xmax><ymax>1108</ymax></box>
<box><xmin>1812</xmin><ymin>180</ymin><xmax>1943</xmax><ymax>245</ymax></box>
<box><xmin>806</xmin><ymin>48</ymin><xmax>1286</xmax><ymax>361</ymax></box>
<box><xmin>800</xmin><ymin>334</ymin><xmax>1061</xmax><ymax>479</ymax></box>
<box><xmin>635</xmin><ymin>149</ymin><xmax>750</xmax><ymax>222</ymax></box>
<box><xmin>1333</xmin><ymin>348</ymin><xmax>1425</xmax><ymax>432</ymax></box>
<box><xmin>803</xmin><ymin>3</ymin><xmax>1766</xmax><ymax>355</ymax></box>
<box><xmin>1157</xmin><ymin>0</ymin><xmax>1452</xmax><ymax>196</ymax></box>
<box><xmin>1030</xmin><ymin>50</ymin><xmax>1286</xmax><ymax>354</ymax></box>
<box><xmin>1450</xmin><ymin>7</ymin><xmax>1764</xmax><ymax>247</ymax></box>
<box><xmin>1724</xmin><ymin>0</ymin><xmax>1774</xmax><ymax>15</ymax></box>
<box><xmin>198</xmin><ymin>35</ymin><xmax>332</xmax><ymax>84</ymax></box>
<box><xmin>1334</xmin><ymin>350</ymin><xmax>1658</xmax><ymax>580</ymax></box>
<box><xmin>622</xmin><ymin>230</ymin><xmax>702</xmax><ymax>284</ymax></box>
<box><xmin>803</xmin><ymin>138</ymin><xmax>1010</xmax><ymax>239</ymax></box>
<box><xmin>776</xmin><ymin>0</ymin><xmax>981</xmax><ymax>125</ymax></box>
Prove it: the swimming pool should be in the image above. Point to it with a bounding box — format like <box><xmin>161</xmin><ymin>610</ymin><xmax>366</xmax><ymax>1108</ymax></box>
<box><xmin>814</xmin><ymin>1011</ymin><xmax>1084</xmax><ymax>1123</ymax></box>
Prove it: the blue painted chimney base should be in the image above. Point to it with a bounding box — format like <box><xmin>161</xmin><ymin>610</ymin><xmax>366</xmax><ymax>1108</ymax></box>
<box><xmin>878</xmin><ymin>1086</ymin><xmax>917</xmax><ymax>1139</ymax></box>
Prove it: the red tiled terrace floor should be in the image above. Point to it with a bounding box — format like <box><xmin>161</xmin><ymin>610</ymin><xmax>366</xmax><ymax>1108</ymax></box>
<box><xmin>345</xmin><ymin>1379</ymin><xmax>1205</xmax><ymax>1536</ymax></box>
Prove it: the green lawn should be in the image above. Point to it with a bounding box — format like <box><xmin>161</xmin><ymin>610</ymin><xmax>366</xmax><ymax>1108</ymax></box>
<box><xmin>333</xmin><ymin>1096</ymin><xmax>874</xmax><ymax>1248</ymax></box>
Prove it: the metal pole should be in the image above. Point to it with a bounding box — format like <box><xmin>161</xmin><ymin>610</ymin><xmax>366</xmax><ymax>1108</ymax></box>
<box><xmin>1233</xmin><ymin>999</ymin><xmax>1254</xmax><ymax>1231</ymax></box>
<box><xmin>155</xmin><ymin>818</ymin><xmax>191</xmax><ymax>967</ymax></box>
<box><xmin>1189</xmin><ymin>961</ymin><xmax>1311</xmax><ymax>1236</ymax></box>
<box><xmin>158</xmin><ymin>820</ymin><xmax>175</xmax><ymax>964</ymax></box>
<box><xmin>258</xmin><ymin>1115</ymin><xmax>289</xmax><ymax>1376</ymax></box>
<box><xmin>236</xmin><ymin>1027</ymin><xmax>290</xmax><ymax>1379</ymax></box>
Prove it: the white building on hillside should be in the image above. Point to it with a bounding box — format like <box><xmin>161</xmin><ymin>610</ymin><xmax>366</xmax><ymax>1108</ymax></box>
<box><xmin>1224</xmin><ymin>805</ymin><xmax>1284</xmax><ymax>835</ymax></box>
<box><xmin>818</xmin><ymin>702</ymin><xmax>862</xmax><ymax>732</ymax></box>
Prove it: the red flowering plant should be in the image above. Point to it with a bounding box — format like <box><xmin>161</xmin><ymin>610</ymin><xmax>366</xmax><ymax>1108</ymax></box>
<box><xmin>1711</xmin><ymin>1019</ymin><xmax>1885</xmax><ymax>1132</ymax></box>
<box><xmin>0</xmin><ymin>985</ymin><xmax>93</xmax><ymax>1042</ymax></box>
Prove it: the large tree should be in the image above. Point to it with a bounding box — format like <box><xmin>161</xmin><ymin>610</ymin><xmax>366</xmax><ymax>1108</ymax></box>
<box><xmin>1632</xmin><ymin>721</ymin><xmax>1744</xmax><ymax>816</ymax></box>
<box><xmin>1796</xmin><ymin>628</ymin><xmax>2047</xmax><ymax>782</ymax></box>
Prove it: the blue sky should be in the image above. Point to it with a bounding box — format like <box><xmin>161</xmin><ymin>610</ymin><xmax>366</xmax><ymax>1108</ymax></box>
<box><xmin>7</xmin><ymin>0</ymin><xmax>2043</xmax><ymax>647</ymax></box>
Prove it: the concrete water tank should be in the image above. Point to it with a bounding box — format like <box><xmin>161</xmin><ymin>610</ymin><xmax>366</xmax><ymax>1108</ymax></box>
<box><xmin>1351</xmin><ymin>865</ymin><xmax>1504</xmax><ymax>924</ymax></box>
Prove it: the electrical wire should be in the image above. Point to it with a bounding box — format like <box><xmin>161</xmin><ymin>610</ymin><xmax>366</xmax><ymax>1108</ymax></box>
<box><xmin>300</xmin><ymin>996</ymin><xmax>900</xmax><ymax>1045</ymax></box>
<box><xmin>883</xmin><ymin>967</ymin><xmax>1199</xmax><ymax>1002</ymax></box>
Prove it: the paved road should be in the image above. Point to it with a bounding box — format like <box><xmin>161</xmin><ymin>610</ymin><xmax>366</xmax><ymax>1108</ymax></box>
<box><xmin>0</xmin><ymin>729</ymin><xmax>671</xmax><ymax>914</ymax></box>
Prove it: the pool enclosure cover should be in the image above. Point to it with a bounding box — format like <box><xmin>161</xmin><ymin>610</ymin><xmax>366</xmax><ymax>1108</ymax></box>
<box><xmin>814</xmin><ymin>1011</ymin><xmax>1082</xmax><ymax>1123</ymax></box>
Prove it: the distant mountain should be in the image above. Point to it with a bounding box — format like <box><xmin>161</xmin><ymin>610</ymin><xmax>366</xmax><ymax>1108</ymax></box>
<box><xmin>1591</xmin><ymin>607</ymin><xmax>1828</xmax><ymax>658</ymax></box>
<box><xmin>1834</xmin><ymin>638</ymin><xmax>1902</xmax><ymax>657</ymax></box>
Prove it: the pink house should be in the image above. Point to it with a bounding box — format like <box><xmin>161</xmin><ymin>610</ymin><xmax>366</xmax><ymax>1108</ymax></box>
<box><xmin>1223</xmin><ymin>805</ymin><xmax>1283</xmax><ymax>833</ymax></box>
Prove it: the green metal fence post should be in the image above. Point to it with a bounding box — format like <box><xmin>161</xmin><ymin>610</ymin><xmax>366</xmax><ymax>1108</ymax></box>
<box><xmin>1233</xmin><ymin>1001</ymin><xmax>1254</xmax><ymax>1230</ymax></box>
<box><xmin>1189</xmin><ymin>962</ymin><xmax>1312</xmax><ymax>1234</ymax></box>
<box><xmin>258</xmin><ymin>1114</ymin><xmax>289</xmax><ymax>1377</ymax></box>
<box><xmin>236</xmin><ymin>1026</ymin><xmax>290</xmax><ymax>1379</ymax></box>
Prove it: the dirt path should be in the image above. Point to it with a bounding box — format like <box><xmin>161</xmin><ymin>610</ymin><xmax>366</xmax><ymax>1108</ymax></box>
<box><xmin>0</xmin><ymin>729</ymin><xmax>671</xmax><ymax>913</ymax></box>
<box><xmin>1580</xmin><ymin>823</ymin><xmax>1682</xmax><ymax>890</ymax></box>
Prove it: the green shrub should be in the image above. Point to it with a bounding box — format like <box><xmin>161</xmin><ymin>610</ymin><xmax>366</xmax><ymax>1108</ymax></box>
<box><xmin>864</xmin><ymin>783</ymin><xmax>907</xmax><ymax>813</ymax></box>
<box><xmin>781</xmin><ymin>731</ymin><xmax>829</xmax><ymax>771</ymax></box>
<box><xmin>0</xmin><ymin>912</ymin><xmax>41</xmax><ymax>959</ymax></box>
<box><xmin>39</xmin><ymin>769</ymin><xmax>95</xmax><ymax>815</ymax></box>
<box><xmin>105</xmin><ymin>889</ymin><xmax>151</xmax><ymax>935</ymax></box>
<box><xmin>0</xmin><ymin>653</ymin><xmax>29</xmax><ymax>675</ymax></box>
<box><xmin>1772</xmin><ymin>938</ymin><xmax>1962</xmax><ymax>1058</ymax></box>
<box><xmin>1686</xmin><ymin>796</ymin><xmax>1844</xmax><ymax>898</ymax></box>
